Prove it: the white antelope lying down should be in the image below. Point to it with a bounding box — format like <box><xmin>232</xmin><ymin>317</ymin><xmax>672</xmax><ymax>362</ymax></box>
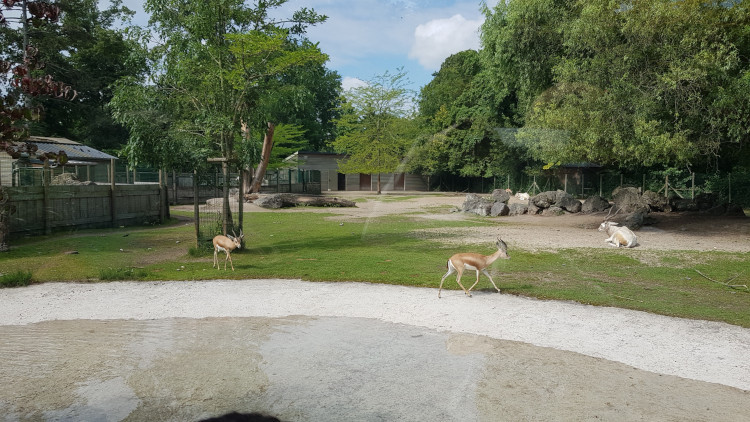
<box><xmin>439</xmin><ymin>238</ymin><xmax>510</xmax><ymax>298</ymax></box>
<box><xmin>598</xmin><ymin>221</ymin><xmax>638</xmax><ymax>248</ymax></box>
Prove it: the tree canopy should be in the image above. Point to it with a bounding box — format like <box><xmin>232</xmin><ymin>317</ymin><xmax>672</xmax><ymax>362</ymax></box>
<box><xmin>109</xmin><ymin>0</ymin><xmax>333</xmax><ymax>171</ymax></box>
<box><xmin>480</xmin><ymin>0</ymin><xmax>750</xmax><ymax>171</ymax></box>
<box><xmin>331</xmin><ymin>68</ymin><xmax>415</xmax><ymax>193</ymax></box>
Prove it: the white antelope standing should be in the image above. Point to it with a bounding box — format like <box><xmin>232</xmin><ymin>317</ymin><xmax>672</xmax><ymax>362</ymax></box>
<box><xmin>213</xmin><ymin>230</ymin><xmax>244</xmax><ymax>270</ymax></box>
<box><xmin>598</xmin><ymin>208</ymin><xmax>637</xmax><ymax>248</ymax></box>
<box><xmin>439</xmin><ymin>238</ymin><xmax>510</xmax><ymax>298</ymax></box>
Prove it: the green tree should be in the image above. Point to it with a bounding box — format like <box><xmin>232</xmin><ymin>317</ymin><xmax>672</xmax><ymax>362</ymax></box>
<box><xmin>481</xmin><ymin>0</ymin><xmax>750</xmax><ymax>171</ymax></box>
<box><xmin>413</xmin><ymin>50</ymin><xmax>527</xmax><ymax>183</ymax></box>
<box><xmin>331</xmin><ymin>69</ymin><xmax>415</xmax><ymax>194</ymax></box>
<box><xmin>110</xmin><ymin>0</ymin><xmax>328</xmax><ymax>171</ymax></box>
<box><xmin>0</xmin><ymin>0</ymin><xmax>143</xmax><ymax>151</ymax></box>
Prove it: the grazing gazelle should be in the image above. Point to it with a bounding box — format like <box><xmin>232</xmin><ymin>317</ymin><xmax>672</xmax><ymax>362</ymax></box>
<box><xmin>213</xmin><ymin>230</ymin><xmax>244</xmax><ymax>271</ymax></box>
<box><xmin>439</xmin><ymin>238</ymin><xmax>510</xmax><ymax>298</ymax></box>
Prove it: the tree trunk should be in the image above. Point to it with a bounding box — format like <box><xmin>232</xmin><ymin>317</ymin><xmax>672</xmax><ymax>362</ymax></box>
<box><xmin>377</xmin><ymin>173</ymin><xmax>382</xmax><ymax>194</ymax></box>
<box><xmin>249</xmin><ymin>122</ymin><xmax>275</xmax><ymax>193</ymax></box>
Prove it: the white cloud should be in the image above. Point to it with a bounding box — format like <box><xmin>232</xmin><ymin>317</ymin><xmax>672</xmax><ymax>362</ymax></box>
<box><xmin>409</xmin><ymin>14</ymin><xmax>482</xmax><ymax>70</ymax></box>
<box><xmin>342</xmin><ymin>77</ymin><xmax>368</xmax><ymax>91</ymax></box>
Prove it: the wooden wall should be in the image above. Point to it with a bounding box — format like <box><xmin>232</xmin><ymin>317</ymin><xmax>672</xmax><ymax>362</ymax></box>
<box><xmin>7</xmin><ymin>184</ymin><xmax>166</xmax><ymax>237</ymax></box>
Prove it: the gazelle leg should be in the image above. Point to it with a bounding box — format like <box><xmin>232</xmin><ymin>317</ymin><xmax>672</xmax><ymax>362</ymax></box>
<box><xmin>455</xmin><ymin>270</ymin><xmax>471</xmax><ymax>297</ymax></box>
<box><xmin>228</xmin><ymin>253</ymin><xmax>234</xmax><ymax>271</ymax></box>
<box><xmin>438</xmin><ymin>267</ymin><xmax>455</xmax><ymax>298</ymax></box>
<box><xmin>467</xmin><ymin>270</ymin><xmax>481</xmax><ymax>293</ymax></box>
<box><xmin>213</xmin><ymin>249</ymin><xmax>218</xmax><ymax>269</ymax></box>
<box><xmin>224</xmin><ymin>251</ymin><xmax>230</xmax><ymax>270</ymax></box>
<box><xmin>482</xmin><ymin>269</ymin><xmax>501</xmax><ymax>293</ymax></box>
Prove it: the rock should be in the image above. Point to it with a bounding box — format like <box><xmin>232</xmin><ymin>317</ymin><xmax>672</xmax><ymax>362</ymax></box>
<box><xmin>527</xmin><ymin>202</ymin><xmax>542</xmax><ymax>215</ymax></box>
<box><xmin>490</xmin><ymin>202</ymin><xmax>510</xmax><ymax>217</ymax></box>
<box><xmin>642</xmin><ymin>190</ymin><xmax>670</xmax><ymax>212</ymax></box>
<box><xmin>461</xmin><ymin>193</ymin><xmax>494</xmax><ymax>216</ymax></box>
<box><xmin>610</xmin><ymin>211</ymin><xmax>646</xmax><ymax>230</ymax></box>
<box><xmin>694</xmin><ymin>193</ymin><xmax>721</xmax><ymax>211</ymax></box>
<box><xmin>508</xmin><ymin>203</ymin><xmax>528</xmax><ymax>216</ymax></box>
<box><xmin>671</xmin><ymin>198</ymin><xmax>698</xmax><ymax>212</ymax></box>
<box><xmin>530</xmin><ymin>191</ymin><xmax>558</xmax><ymax>208</ymax></box>
<box><xmin>612</xmin><ymin>186</ymin><xmax>649</xmax><ymax>214</ymax></box>
<box><xmin>581</xmin><ymin>196</ymin><xmax>611</xmax><ymax>213</ymax></box>
<box><xmin>254</xmin><ymin>193</ymin><xmax>299</xmax><ymax>209</ymax></box>
<box><xmin>529</xmin><ymin>190</ymin><xmax>581</xmax><ymax>213</ymax></box>
<box><xmin>725</xmin><ymin>204</ymin><xmax>747</xmax><ymax>217</ymax></box>
<box><xmin>556</xmin><ymin>194</ymin><xmax>582</xmax><ymax>213</ymax></box>
<box><xmin>542</xmin><ymin>206</ymin><xmax>566</xmax><ymax>216</ymax></box>
<box><xmin>255</xmin><ymin>194</ymin><xmax>355</xmax><ymax>209</ymax></box>
<box><xmin>297</xmin><ymin>196</ymin><xmax>356</xmax><ymax>207</ymax></box>
<box><xmin>51</xmin><ymin>173</ymin><xmax>93</xmax><ymax>185</ymax></box>
<box><xmin>490</xmin><ymin>189</ymin><xmax>511</xmax><ymax>203</ymax></box>
<box><xmin>702</xmin><ymin>204</ymin><xmax>727</xmax><ymax>216</ymax></box>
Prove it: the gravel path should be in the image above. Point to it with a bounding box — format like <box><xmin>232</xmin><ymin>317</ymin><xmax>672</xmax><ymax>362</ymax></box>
<box><xmin>2</xmin><ymin>279</ymin><xmax>749</xmax><ymax>391</ymax></box>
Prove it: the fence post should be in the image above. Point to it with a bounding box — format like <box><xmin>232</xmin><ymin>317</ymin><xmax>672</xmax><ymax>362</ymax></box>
<box><xmin>43</xmin><ymin>166</ymin><xmax>51</xmax><ymax>235</ymax></box>
<box><xmin>564</xmin><ymin>174</ymin><xmax>568</xmax><ymax>194</ymax></box>
<box><xmin>173</xmin><ymin>170</ymin><xmax>177</xmax><ymax>205</ymax></box>
<box><xmin>642</xmin><ymin>174</ymin><xmax>646</xmax><ymax>193</ymax></box>
<box><xmin>193</xmin><ymin>169</ymin><xmax>200</xmax><ymax>248</ymax></box>
<box><xmin>110</xmin><ymin>158</ymin><xmax>117</xmax><ymax>227</ymax></box>
<box><xmin>691</xmin><ymin>172</ymin><xmax>695</xmax><ymax>199</ymax></box>
<box><xmin>238</xmin><ymin>168</ymin><xmax>244</xmax><ymax>235</ymax></box>
<box><xmin>599</xmin><ymin>174</ymin><xmax>603</xmax><ymax>197</ymax></box>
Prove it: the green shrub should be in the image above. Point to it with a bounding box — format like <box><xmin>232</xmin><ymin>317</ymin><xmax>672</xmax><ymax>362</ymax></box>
<box><xmin>0</xmin><ymin>270</ymin><xmax>33</xmax><ymax>288</ymax></box>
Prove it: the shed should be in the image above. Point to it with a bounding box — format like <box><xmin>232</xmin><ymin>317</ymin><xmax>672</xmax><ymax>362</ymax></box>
<box><xmin>0</xmin><ymin>136</ymin><xmax>117</xmax><ymax>186</ymax></box>
<box><xmin>283</xmin><ymin>151</ymin><xmax>428</xmax><ymax>192</ymax></box>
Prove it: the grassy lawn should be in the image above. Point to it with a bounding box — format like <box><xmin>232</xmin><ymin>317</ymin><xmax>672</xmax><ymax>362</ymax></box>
<box><xmin>2</xmin><ymin>209</ymin><xmax>749</xmax><ymax>327</ymax></box>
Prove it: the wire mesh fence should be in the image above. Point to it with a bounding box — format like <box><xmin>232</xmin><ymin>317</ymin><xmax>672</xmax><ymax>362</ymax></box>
<box><xmin>431</xmin><ymin>168</ymin><xmax>750</xmax><ymax>207</ymax></box>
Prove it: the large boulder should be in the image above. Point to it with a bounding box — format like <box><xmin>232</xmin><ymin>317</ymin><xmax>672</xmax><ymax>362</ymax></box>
<box><xmin>725</xmin><ymin>204</ymin><xmax>747</xmax><ymax>217</ymax></box>
<box><xmin>557</xmin><ymin>194</ymin><xmax>582</xmax><ymax>213</ymax></box>
<box><xmin>530</xmin><ymin>191</ymin><xmax>558</xmax><ymax>208</ymax></box>
<box><xmin>462</xmin><ymin>193</ymin><xmax>494</xmax><ymax>216</ymax></box>
<box><xmin>671</xmin><ymin>198</ymin><xmax>698</xmax><ymax>212</ymax></box>
<box><xmin>490</xmin><ymin>202</ymin><xmax>510</xmax><ymax>217</ymax></box>
<box><xmin>612</xmin><ymin>186</ymin><xmax>649</xmax><ymax>214</ymax></box>
<box><xmin>581</xmin><ymin>196</ymin><xmax>611</xmax><ymax>213</ymax></box>
<box><xmin>541</xmin><ymin>206</ymin><xmax>566</xmax><ymax>216</ymax></box>
<box><xmin>508</xmin><ymin>203</ymin><xmax>528</xmax><ymax>216</ymax></box>
<box><xmin>530</xmin><ymin>190</ymin><xmax>581</xmax><ymax>213</ymax></box>
<box><xmin>642</xmin><ymin>190</ymin><xmax>670</xmax><ymax>212</ymax></box>
<box><xmin>490</xmin><ymin>189</ymin><xmax>511</xmax><ymax>203</ymax></box>
<box><xmin>254</xmin><ymin>193</ymin><xmax>299</xmax><ymax>209</ymax></box>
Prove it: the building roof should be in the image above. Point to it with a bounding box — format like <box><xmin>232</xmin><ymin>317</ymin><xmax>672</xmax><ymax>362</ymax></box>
<box><xmin>27</xmin><ymin>136</ymin><xmax>117</xmax><ymax>162</ymax></box>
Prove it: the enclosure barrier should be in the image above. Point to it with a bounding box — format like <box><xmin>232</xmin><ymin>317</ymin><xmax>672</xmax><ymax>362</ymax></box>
<box><xmin>6</xmin><ymin>184</ymin><xmax>168</xmax><ymax>237</ymax></box>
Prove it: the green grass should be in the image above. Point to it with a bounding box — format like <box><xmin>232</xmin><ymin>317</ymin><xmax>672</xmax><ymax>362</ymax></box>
<box><xmin>1</xmin><ymin>210</ymin><xmax>749</xmax><ymax>327</ymax></box>
<box><xmin>0</xmin><ymin>270</ymin><xmax>33</xmax><ymax>288</ymax></box>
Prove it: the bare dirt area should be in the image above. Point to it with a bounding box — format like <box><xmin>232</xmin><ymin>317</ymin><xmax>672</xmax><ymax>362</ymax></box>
<box><xmin>237</xmin><ymin>191</ymin><xmax>750</xmax><ymax>252</ymax></box>
<box><xmin>3</xmin><ymin>193</ymin><xmax>750</xmax><ymax>421</ymax></box>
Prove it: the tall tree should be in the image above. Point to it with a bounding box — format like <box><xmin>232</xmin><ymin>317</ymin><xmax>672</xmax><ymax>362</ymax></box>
<box><xmin>481</xmin><ymin>0</ymin><xmax>750</xmax><ymax>171</ymax></box>
<box><xmin>413</xmin><ymin>50</ymin><xmax>525</xmax><ymax>181</ymax></box>
<box><xmin>0</xmin><ymin>0</ymin><xmax>143</xmax><ymax>151</ymax></box>
<box><xmin>331</xmin><ymin>69</ymin><xmax>414</xmax><ymax>194</ymax></box>
<box><xmin>111</xmin><ymin>0</ymin><xmax>328</xmax><ymax>171</ymax></box>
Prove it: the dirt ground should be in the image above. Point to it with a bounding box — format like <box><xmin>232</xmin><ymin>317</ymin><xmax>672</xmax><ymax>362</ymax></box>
<box><xmin>236</xmin><ymin>191</ymin><xmax>750</xmax><ymax>252</ymax></box>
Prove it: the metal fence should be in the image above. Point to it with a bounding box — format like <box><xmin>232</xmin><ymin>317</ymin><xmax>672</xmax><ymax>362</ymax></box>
<box><xmin>432</xmin><ymin>169</ymin><xmax>750</xmax><ymax>207</ymax></box>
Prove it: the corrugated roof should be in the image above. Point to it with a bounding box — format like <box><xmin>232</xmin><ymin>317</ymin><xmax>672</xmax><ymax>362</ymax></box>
<box><xmin>27</xmin><ymin>136</ymin><xmax>117</xmax><ymax>161</ymax></box>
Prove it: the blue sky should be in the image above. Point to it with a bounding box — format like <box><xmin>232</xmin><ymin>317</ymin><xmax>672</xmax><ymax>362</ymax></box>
<box><xmin>117</xmin><ymin>0</ymin><xmax>498</xmax><ymax>91</ymax></box>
